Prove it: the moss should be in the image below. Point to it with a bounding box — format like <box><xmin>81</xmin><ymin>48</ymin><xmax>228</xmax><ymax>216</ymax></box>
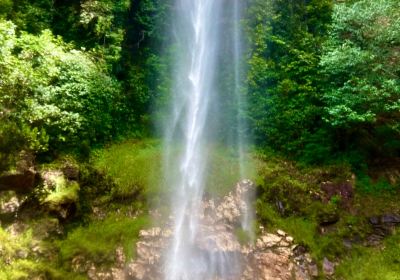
<box><xmin>92</xmin><ymin>139</ymin><xmax>163</xmax><ymax>203</ymax></box>
<box><xmin>44</xmin><ymin>181</ymin><xmax>79</xmax><ymax>207</ymax></box>
<box><xmin>0</xmin><ymin>227</ymin><xmax>82</xmax><ymax>280</ymax></box>
<box><xmin>58</xmin><ymin>214</ymin><xmax>151</xmax><ymax>263</ymax></box>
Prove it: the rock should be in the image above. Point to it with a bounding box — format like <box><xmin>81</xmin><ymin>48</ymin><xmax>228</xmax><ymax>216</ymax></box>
<box><xmin>6</xmin><ymin>221</ymin><xmax>27</xmax><ymax>236</ymax></box>
<box><xmin>124</xmin><ymin>180</ymin><xmax>313</xmax><ymax>280</ymax></box>
<box><xmin>277</xmin><ymin>229</ymin><xmax>286</xmax><ymax>236</ymax></box>
<box><xmin>16</xmin><ymin>249</ymin><xmax>29</xmax><ymax>259</ymax></box>
<box><xmin>111</xmin><ymin>268</ymin><xmax>125</xmax><ymax>280</ymax></box>
<box><xmin>320</xmin><ymin>181</ymin><xmax>354</xmax><ymax>208</ymax></box>
<box><xmin>369</xmin><ymin>216</ymin><xmax>380</xmax><ymax>225</ymax></box>
<box><xmin>322</xmin><ymin>257</ymin><xmax>335</xmax><ymax>276</ymax></box>
<box><xmin>15</xmin><ymin>151</ymin><xmax>35</xmax><ymax>172</ymax></box>
<box><xmin>196</xmin><ymin>229</ymin><xmax>241</xmax><ymax>253</ymax></box>
<box><xmin>41</xmin><ymin>172</ymin><xmax>79</xmax><ymax>220</ymax></box>
<box><xmin>367</xmin><ymin>213</ymin><xmax>400</xmax><ymax>245</ymax></box>
<box><xmin>381</xmin><ymin>213</ymin><xmax>400</xmax><ymax>224</ymax></box>
<box><xmin>41</xmin><ymin>170</ymin><xmax>64</xmax><ymax>190</ymax></box>
<box><xmin>279</xmin><ymin>240</ymin><xmax>290</xmax><ymax>247</ymax></box>
<box><xmin>62</xmin><ymin>162</ymin><xmax>80</xmax><ymax>180</ymax></box>
<box><xmin>127</xmin><ymin>263</ymin><xmax>147</xmax><ymax>280</ymax></box>
<box><xmin>261</xmin><ymin>233</ymin><xmax>282</xmax><ymax>247</ymax></box>
<box><xmin>115</xmin><ymin>246</ymin><xmax>125</xmax><ymax>268</ymax></box>
<box><xmin>139</xmin><ymin>227</ymin><xmax>161</xmax><ymax>239</ymax></box>
<box><xmin>308</xmin><ymin>263</ymin><xmax>319</xmax><ymax>277</ymax></box>
<box><xmin>0</xmin><ymin>170</ymin><xmax>36</xmax><ymax>194</ymax></box>
<box><xmin>32</xmin><ymin>218</ymin><xmax>63</xmax><ymax>239</ymax></box>
<box><xmin>1</xmin><ymin>195</ymin><xmax>21</xmax><ymax>214</ymax></box>
<box><xmin>276</xmin><ymin>200</ymin><xmax>285</xmax><ymax>216</ymax></box>
<box><xmin>72</xmin><ymin>256</ymin><xmax>91</xmax><ymax>273</ymax></box>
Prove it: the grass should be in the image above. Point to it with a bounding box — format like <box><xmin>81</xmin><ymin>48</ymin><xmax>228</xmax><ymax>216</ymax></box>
<box><xmin>3</xmin><ymin>138</ymin><xmax>400</xmax><ymax>278</ymax></box>
<box><xmin>44</xmin><ymin>181</ymin><xmax>80</xmax><ymax>207</ymax></box>
<box><xmin>58</xmin><ymin>214</ymin><xmax>151</xmax><ymax>263</ymax></box>
<box><xmin>92</xmin><ymin>139</ymin><xmax>164</xmax><ymax>203</ymax></box>
<box><xmin>336</xmin><ymin>231</ymin><xmax>400</xmax><ymax>280</ymax></box>
<box><xmin>255</xmin><ymin>151</ymin><xmax>400</xmax><ymax>279</ymax></box>
<box><xmin>92</xmin><ymin>139</ymin><xmax>261</xmax><ymax>201</ymax></box>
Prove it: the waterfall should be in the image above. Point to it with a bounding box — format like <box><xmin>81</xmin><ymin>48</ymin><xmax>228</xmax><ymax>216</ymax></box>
<box><xmin>162</xmin><ymin>1</ymin><xmax>250</xmax><ymax>279</ymax></box>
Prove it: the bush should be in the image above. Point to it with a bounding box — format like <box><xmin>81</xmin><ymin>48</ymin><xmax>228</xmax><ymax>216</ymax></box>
<box><xmin>0</xmin><ymin>19</ymin><xmax>125</xmax><ymax>162</ymax></box>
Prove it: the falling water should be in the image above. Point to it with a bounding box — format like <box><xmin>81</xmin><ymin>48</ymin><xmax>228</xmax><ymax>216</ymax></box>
<box><xmin>162</xmin><ymin>0</ymin><xmax>250</xmax><ymax>279</ymax></box>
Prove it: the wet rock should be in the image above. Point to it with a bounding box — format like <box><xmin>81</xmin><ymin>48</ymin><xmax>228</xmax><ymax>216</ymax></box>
<box><xmin>127</xmin><ymin>263</ymin><xmax>148</xmax><ymax>280</ymax></box>
<box><xmin>139</xmin><ymin>227</ymin><xmax>161</xmax><ymax>239</ymax></box>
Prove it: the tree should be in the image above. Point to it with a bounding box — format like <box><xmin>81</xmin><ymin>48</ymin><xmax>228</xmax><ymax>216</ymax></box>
<box><xmin>247</xmin><ymin>0</ymin><xmax>333</xmax><ymax>161</ymax></box>
<box><xmin>320</xmin><ymin>0</ymin><xmax>400</xmax><ymax>159</ymax></box>
<box><xmin>0</xmin><ymin>20</ymin><xmax>124</xmax><ymax>160</ymax></box>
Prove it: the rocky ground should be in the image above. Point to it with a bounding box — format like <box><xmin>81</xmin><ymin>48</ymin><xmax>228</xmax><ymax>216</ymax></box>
<box><xmin>1</xmin><ymin>150</ymin><xmax>400</xmax><ymax>280</ymax></box>
<box><xmin>83</xmin><ymin>180</ymin><xmax>325</xmax><ymax>280</ymax></box>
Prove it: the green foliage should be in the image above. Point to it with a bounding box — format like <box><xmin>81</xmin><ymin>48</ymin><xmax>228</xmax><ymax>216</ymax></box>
<box><xmin>0</xmin><ymin>20</ymin><xmax>126</xmax><ymax>160</ymax></box>
<box><xmin>59</xmin><ymin>214</ymin><xmax>150</xmax><ymax>262</ymax></box>
<box><xmin>92</xmin><ymin>139</ymin><xmax>163</xmax><ymax>203</ymax></box>
<box><xmin>43</xmin><ymin>181</ymin><xmax>80</xmax><ymax>209</ymax></box>
<box><xmin>320</xmin><ymin>0</ymin><xmax>400</xmax><ymax>159</ymax></box>
<box><xmin>0</xmin><ymin>227</ymin><xmax>81</xmax><ymax>280</ymax></box>
<box><xmin>7</xmin><ymin>0</ymin><xmax>54</xmax><ymax>33</ymax></box>
<box><xmin>247</xmin><ymin>0</ymin><xmax>333</xmax><ymax>158</ymax></box>
<box><xmin>0</xmin><ymin>0</ymin><xmax>12</xmax><ymax>17</ymax></box>
<box><xmin>356</xmin><ymin>173</ymin><xmax>397</xmax><ymax>193</ymax></box>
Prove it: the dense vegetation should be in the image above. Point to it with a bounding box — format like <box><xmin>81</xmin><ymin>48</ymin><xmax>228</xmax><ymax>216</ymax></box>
<box><xmin>248</xmin><ymin>0</ymin><xmax>399</xmax><ymax>166</ymax></box>
<box><xmin>0</xmin><ymin>0</ymin><xmax>399</xmax><ymax>279</ymax></box>
<box><xmin>1</xmin><ymin>0</ymin><xmax>398</xmax><ymax>168</ymax></box>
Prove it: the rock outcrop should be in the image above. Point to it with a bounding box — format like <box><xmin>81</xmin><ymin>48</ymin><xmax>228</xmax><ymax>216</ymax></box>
<box><xmin>125</xmin><ymin>180</ymin><xmax>317</xmax><ymax>280</ymax></box>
